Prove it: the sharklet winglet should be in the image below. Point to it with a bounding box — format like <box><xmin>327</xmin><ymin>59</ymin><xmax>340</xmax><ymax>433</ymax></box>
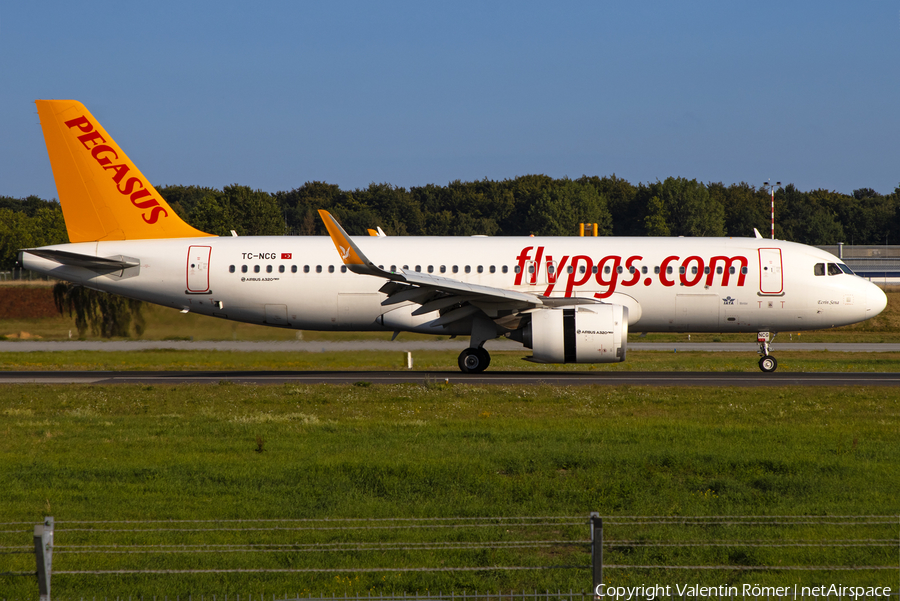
<box><xmin>318</xmin><ymin>210</ymin><xmax>395</xmax><ymax>279</ymax></box>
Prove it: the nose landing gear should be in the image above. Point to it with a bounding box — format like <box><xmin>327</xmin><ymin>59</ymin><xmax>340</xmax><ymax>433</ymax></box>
<box><xmin>757</xmin><ymin>331</ymin><xmax>777</xmax><ymax>372</ymax></box>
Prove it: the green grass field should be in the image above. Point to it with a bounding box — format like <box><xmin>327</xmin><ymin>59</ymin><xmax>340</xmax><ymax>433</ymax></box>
<box><xmin>1</xmin><ymin>382</ymin><xmax>898</xmax><ymax>596</ymax></box>
<box><xmin>2</xmin><ymin>349</ymin><xmax>900</xmax><ymax>373</ymax></box>
<box><xmin>1</xmin><ymin>285</ymin><xmax>898</xmax><ymax>597</ymax></box>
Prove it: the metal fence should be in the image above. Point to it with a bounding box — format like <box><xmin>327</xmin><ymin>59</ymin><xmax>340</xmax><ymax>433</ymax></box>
<box><xmin>2</xmin><ymin>515</ymin><xmax>898</xmax><ymax>600</ymax></box>
<box><xmin>3</xmin><ymin>590</ymin><xmax>900</xmax><ymax>601</ymax></box>
<box><xmin>0</xmin><ymin>269</ymin><xmax>53</xmax><ymax>282</ymax></box>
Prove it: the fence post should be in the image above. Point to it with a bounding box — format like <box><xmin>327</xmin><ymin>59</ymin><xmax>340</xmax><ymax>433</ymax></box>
<box><xmin>590</xmin><ymin>512</ymin><xmax>602</xmax><ymax>597</ymax></box>
<box><xmin>34</xmin><ymin>516</ymin><xmax>53</xmax><ymax>601</ymax></box>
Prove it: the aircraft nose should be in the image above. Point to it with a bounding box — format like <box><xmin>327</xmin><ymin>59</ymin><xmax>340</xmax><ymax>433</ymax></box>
<box><xmin>866</xmin><ymin>283</ymin><xmax>888</xmax><ymax>317</ymax></box>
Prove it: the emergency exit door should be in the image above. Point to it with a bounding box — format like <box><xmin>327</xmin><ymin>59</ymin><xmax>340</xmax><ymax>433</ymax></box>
<box><xmin>186</xmin><ymin>246</ymin><xmax>212</xmax><ymax>293</ymax></box>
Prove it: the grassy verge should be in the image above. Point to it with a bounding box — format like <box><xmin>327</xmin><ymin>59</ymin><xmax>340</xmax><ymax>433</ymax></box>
<box><xmin>0</xmin><ymin>383</ymin><xmax>897</xmax><ymax>595</ymax></box>
<box><xmin>2</xmin><ymin>349</ymin><xmax>900</xmax><ymax>372</ymax></box>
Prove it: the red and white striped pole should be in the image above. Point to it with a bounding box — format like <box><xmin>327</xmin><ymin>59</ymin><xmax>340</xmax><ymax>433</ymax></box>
<box><xmin>765</xmin><ymin>181</ymin><xmax>781</xmax><ymax>240</ymax></box>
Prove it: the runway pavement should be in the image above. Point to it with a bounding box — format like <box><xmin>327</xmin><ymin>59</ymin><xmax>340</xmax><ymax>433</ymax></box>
<box><xmin>2</xmin><ymin>340</ymin><xmax>900</xmax><ymax>352</ymax></box>
<box><xmin>1</xmin><ymin>370</ymin><xmax>898</xmax><ymax>386</ymax></box>
<box><xmin>3</xmin><ymin>340</ymin><xmax>897</xmax><ymax>386</ymax></box>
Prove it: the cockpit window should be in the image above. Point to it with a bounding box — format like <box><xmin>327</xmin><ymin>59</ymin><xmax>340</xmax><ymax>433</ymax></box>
<box><xmin>814</xmin><ymin>263</ymin><xmax>825</xmax><ymax>276</ymax></box>
<box><xmin>827</xmin><ymin>263</ymin><xmax>842</xmax><ymax>276</ymax></box>
<box><xmin>838</xmin><ymin>263</ymin><xmax>854</xmax><ymax>275</ymax></box>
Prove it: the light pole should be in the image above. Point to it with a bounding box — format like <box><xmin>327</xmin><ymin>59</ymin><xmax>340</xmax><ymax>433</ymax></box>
<box><xmin>763</xmin><ymin>181</ymin><xmax>781</xmax><ymax>240</ymax></box>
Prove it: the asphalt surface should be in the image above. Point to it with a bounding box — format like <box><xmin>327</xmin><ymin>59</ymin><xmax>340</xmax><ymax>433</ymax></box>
<box><xmin>3</xmin><ymin>340</ymin><xmax>897</xmax><ymax>386</ymax></box>
<box><xmin>2</xmin><ymin>370</ymin><xmax>898</xmax><ymax>386</ymax></box>
<box><xmin>3</xmin><ymin>340</ymin><xmax>900</xmax><ymax>352</ymax></box>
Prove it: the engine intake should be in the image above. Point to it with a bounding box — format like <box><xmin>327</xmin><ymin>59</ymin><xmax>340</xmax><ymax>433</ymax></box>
<box><xmin>517</xmin><ymin>305</ymin><xmax>628</xmax><ymax>363</ymax></box>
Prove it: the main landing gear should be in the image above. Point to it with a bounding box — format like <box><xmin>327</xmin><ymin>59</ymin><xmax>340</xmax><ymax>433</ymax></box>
<box><xmin>757</xmin><ymin>331</ymin><xmax>777</xmax><ymax>373</ymax></box>
<box><xmin>458</xmin><ymin>347</ymin><xmax>491</xmax><ymax>373</ymax></box>
<box><xmin>458</xmin><ymin>314</ymin><xmax>498</xmax><ymax>374</ymax></box>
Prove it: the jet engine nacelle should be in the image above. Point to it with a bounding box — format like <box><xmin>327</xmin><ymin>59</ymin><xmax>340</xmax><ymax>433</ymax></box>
<box><xmin>521</xmin><ymin>304</ymin><xmax>628</xmax><ymax>363</ymax></box>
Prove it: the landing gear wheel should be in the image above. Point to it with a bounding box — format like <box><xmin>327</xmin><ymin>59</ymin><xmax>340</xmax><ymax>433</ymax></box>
<box><xmin>759</xmin><ymin>355</ymin><xmax>778</xmax><ymax>373</ymax></box>
<box><xmin>458</xmin><ymin>347</ymin><xmax>490</xmax><ymax>373</ymax></box>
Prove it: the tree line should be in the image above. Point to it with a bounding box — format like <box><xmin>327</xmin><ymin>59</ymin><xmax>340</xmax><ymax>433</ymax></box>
<box><xmin>4</xmin><ymin>175</ymin><xmax>900</xmax><ymax>272</ymax></box>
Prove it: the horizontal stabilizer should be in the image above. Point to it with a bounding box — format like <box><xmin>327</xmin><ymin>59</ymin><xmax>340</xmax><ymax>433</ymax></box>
<box><xmin>24</xmin><ymin>248</ymin><xmax>140</xmax><ymax>272</ymax></box>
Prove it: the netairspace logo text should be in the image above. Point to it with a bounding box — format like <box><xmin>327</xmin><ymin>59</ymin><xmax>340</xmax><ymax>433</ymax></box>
<box><xmin>594</xmin><ymin>584</ymin><xmax>894</xmax><ymax>600</ymax></box>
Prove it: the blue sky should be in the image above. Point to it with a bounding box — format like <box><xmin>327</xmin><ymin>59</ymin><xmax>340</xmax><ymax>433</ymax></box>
<box><xmin>2</xmin><ymin>1</ymin><xmax>898</xmax><ymax>201</ymax></box>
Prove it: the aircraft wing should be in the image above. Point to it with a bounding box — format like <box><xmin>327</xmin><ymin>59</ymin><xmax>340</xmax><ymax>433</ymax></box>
<box><xmin>318</xmin><ymin>210</ymin><xmax>548</xmax><ymax>325</ymax></box>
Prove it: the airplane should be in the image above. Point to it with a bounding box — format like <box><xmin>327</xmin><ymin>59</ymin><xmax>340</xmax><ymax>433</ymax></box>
<box><xmin>20</xmin><ymin>100</ymin><xmax>888</xmax><ymax>373</ymax></box>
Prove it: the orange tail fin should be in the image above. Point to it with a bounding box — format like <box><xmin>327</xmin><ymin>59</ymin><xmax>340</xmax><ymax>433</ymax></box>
<box><xmin>35</xmin><ymin>100</ymin><xmax>213</xmax><ymax>242</ymax></box>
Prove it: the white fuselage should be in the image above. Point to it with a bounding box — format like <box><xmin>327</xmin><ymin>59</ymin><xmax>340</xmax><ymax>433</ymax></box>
<box><xmin>23</xmin><ymin>235</ymin><xmax>886</xmax><ymax>335</ymax></box>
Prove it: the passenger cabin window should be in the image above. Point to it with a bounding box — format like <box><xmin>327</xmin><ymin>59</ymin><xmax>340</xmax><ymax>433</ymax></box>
<box><xmin>241</xmin><ymin>265</ymin><xmax>248</xmax><ymax>273</ymax></box>
<box><xmin>814</xmin><ymin>263</ymin><xmax>825</xmax><ymax>276</ymax></box>
<box><xmin>229</xmin><ymin>265</ymin><xmax>235</xmax><ymax>273</ymax></box>
<box><xmin>514</xmin><ymin>266</ymin><xmax>520</xmax><ymax>274</ymax></box>
<box><xmin>316</xmin><ymin>265</ymin><xmax>322</xmax><ymax>273</ymax></box>
<box><xmin>291</xmin><ymin>266</ymin><xmax>297</xmax><ymax>273</ymax></box>
<box><xmin>428</xmin><ymin>266</ymin><xmax>434</xmax><ymax>273</ymax></box>
<box><xmin>440</xmin><ymin>266</ymin><xmax>446</xmax><ymax>273</ymax></box>
<box><xmin>453</xmin><ymin>266</ymin><xmax>459</xmax><ymax>273</ymax></box>
<box><xmin>254</xmin><ymin>265</ymin><xmax>260</xmax><ymax>273</ymax></box>
<box><xmin>266</xmin><ymin>265</ymin><xmax>273</xmax><ymax>273</ymax></box>
<box><xmin>477</xmin><ymin>266</ymin><xmax>483</xmax><ymax>273</ymax></box>
<box><xmin>827</xmin><ymin>263</ymin><xmax>842</xmax><ymax>276</ymax></box>
<box><xmin>278</xmin><ymin>265</ymin><xmax>285</xmax><ymax>273</ymax></box>
<box><xmin>341</xmin><ymin>266</ymin><xmax>347</xmax><ymax>273</ymax></box>
<box><xmin>328</xmin><ymin>265</ymin><xmax>335</xmax><ymax>273</ymax></box>
<box><xmin>304</xmin><ymin>265</ymin><xmax>310</xmax><ymax>273</ymax></box>
<box><xmin>502</xmin><ymin>266</ymin><xmax>508</xmax><ymax>274</ymax></box>
<box><xmin>465</xmin><ymin>266</ymin><xmax>471</xmax><ymax>273</ymax></box>
<box><xmin>490</xmin><ymin>266</ymin><xmax>496</xmax><ymax>273</ymax></box>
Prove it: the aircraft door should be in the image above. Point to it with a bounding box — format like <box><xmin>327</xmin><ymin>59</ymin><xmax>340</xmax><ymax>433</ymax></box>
<box><xmin>758</xmin><ymin>248</ymin><xmax>783</xmax><ymax>294</ymax></box>
<box><xmin>338</xmin><ymin>293</ymin><xmax>381</xmax><ymax>328</ymax></box>
<box><xmin>546</xmin><ymin>260</ymin><xmax>558</xmax><ymax>288</ymax></box>
<box><xmin>675</xmin><ymin>294</ymin><xmax>720</xmax><ymax>331</ymax></box>
<box><xmin>186</xmin><ymin>246</ymin><xmax>212</xmax><ymax>293</ymax></box>
<box><xmin>524</xmin><ymin>261</ymin><xmax>537</xmax><ymax>285</ymax></box>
